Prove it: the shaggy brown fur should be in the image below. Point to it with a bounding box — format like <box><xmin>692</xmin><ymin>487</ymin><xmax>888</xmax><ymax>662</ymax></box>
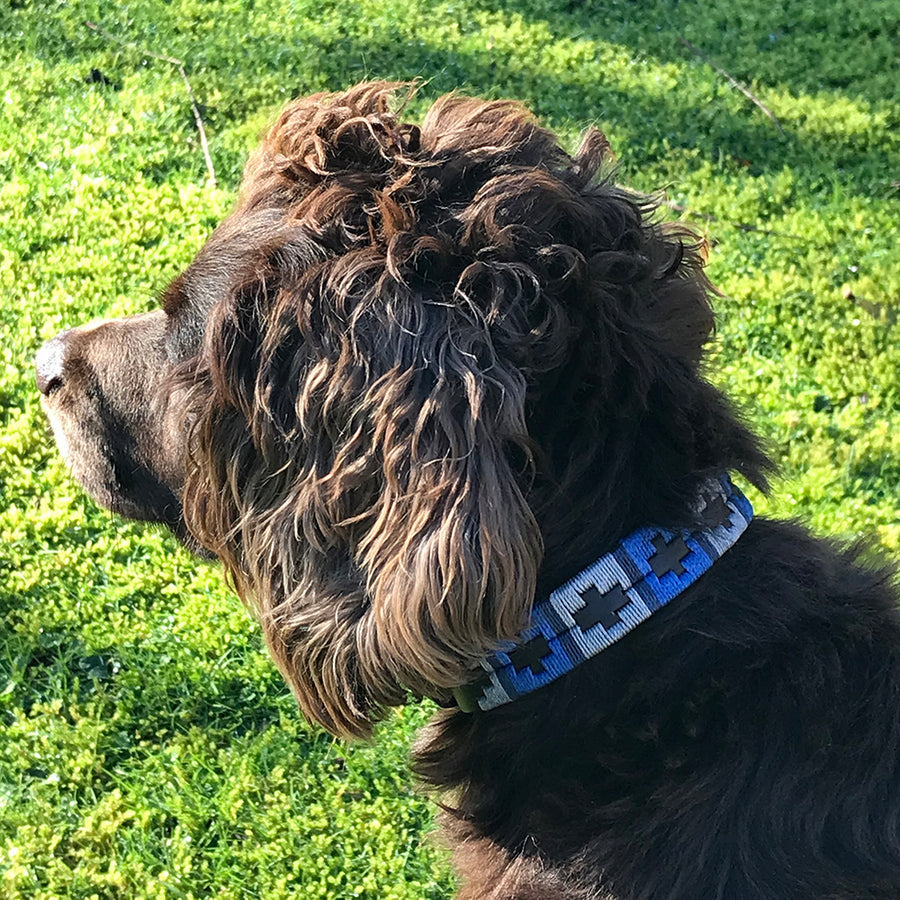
<box><xmin>38</xmin><ymin>83</ymin><xmax>900</xmax><ymax>899</ymax></box>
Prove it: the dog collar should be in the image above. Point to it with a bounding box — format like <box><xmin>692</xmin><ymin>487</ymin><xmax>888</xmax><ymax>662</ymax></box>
<box><xmin>453</xmin><ymin>475</ymin><xmax>753</xmax><ymax>712</ymax></box>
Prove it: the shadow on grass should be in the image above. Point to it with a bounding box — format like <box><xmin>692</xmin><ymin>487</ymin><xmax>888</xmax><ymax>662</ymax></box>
<box><xmin>14</xmin><ymin>0</ymin><xmax>896</xmax><ymax>199</ymax></box>
<box><xmin>464</xmin><ymin>0</ymin><xmax>900</xmax><ymax>108</ymax></box>
<box><xmin>194</xmin><ymin>1</ymin><xmax>900</xmax><ymax>199</ymax></box>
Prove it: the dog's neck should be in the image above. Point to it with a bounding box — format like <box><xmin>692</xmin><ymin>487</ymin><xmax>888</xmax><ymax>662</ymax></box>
<box><xmin>529</xmin><ymin>370</ymin><xmax>771</xmax><ymax>600</ymax></box>
<box><xmin>455</xmin><ymin>475</ymin><xmax>753</xmax><ymax>712</ymax></box>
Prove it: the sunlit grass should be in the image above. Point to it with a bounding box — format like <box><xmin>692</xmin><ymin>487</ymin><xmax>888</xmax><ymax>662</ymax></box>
<box><xmin>1</xmin><ymin>0</ymin><xmax>899</xmax><ymax>896</ymax></box>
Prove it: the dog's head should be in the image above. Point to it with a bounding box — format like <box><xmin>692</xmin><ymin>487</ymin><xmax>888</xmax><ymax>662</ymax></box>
<box><xmin>38</xmin><ymin>82</ymin><xmax>762</xmax><ymax>737</ymax></box>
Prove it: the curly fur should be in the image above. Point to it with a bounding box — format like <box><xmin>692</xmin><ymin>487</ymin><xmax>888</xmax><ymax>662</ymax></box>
<box><xmin>38</xmin><ymin>83</ymin><xmax>900</xmax><ymax>899</ymax></box>
<box><xmin>176</xmin><ymin>83</ymin><xmax>770</xmax><ymax>740</ymax></box>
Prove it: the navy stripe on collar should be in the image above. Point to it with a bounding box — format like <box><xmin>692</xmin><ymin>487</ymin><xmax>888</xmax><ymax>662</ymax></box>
<box><xmin>454</xmin><ymin>475</ymin><xmax>753</xmax><ymax>712</ymax></box>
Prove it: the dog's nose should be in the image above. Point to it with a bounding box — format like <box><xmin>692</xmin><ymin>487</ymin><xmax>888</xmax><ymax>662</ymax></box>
<box><xmin>35</xmin><ymin>331</ymin><xmax>72</xmax><ymax>396</ymax></box>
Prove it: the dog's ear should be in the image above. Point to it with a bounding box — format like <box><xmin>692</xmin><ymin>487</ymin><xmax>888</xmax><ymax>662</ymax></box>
<box><xmin>351</xmin><ymin>277</ymin><xmax>545</xmax><ymax>710</ymax></box>
<box><xmin>179</xmin><ymin>86</ymin><xmax>556</xmax><ymax>737</ymax></box>
<box><xmin>181</xmin><ymin>241</ymin><xmax>543</xmax><ymax>737</ymax></box>
<box><xmin>179</xmin><ymin>84</ymin><xmax>730</xmax><ymax>739</ymax></box>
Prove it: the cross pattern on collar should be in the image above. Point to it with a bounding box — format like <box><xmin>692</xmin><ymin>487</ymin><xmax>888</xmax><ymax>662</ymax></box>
<box><xmin>701</xmin><ymin>493</ymin><xmax>733</xmax><ymax>528</ymax></box>
<box><xmin>648</xmin><ymin>534</ymin><xmax>690</xmax><ymax>577</ymax></box>
<box><xmin>574</xmin><ymin>583</ymin><xmax>631</xmax><ymax>631</ymax></box>
<box><xmin>456</xmin><ymin>475</ymin><xmax>753</xmax><ymax>712</ymax></box>
<box><xmin>508</xmin><ymin>634</ymin><xmax>551</xmax><ymax>676</ymax></box>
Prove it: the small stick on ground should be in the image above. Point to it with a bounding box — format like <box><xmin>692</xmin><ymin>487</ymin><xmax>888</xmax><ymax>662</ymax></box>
<box><xmin>661</xmin><ymin>198</ymin><xmax>715</xmax><ymax>221</ymax></box>
<box><xmin>84</xmin><ymin>21</ymin><xmax>217</xmax><ymax>187</ymax></box>
<box><xmin>624</xmin><ymin>190</ymin><xmax>814</xmax><ymax>244</ymax></box>
<box><xmin>670</xmin><ymin>200</ymin><xmax>811</xmax><ymax>242</ymax></box>
<box><xmin>677</xmin><ymin>36</ymin><xmax>785</xmax><ymax>137</ymax></box>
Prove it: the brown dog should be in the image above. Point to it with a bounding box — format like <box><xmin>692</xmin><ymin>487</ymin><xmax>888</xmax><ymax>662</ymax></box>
<box><xmin>37</xmin><ymin>83</ymin><xmax>900</xmax><ymax>899</ymax></box>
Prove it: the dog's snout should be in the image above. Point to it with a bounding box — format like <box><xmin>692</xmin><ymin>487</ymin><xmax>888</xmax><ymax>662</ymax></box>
<box><xmin>35</xmin><ymin>331</ymin><xmax>73</xmax><ymax>396</ymax></box>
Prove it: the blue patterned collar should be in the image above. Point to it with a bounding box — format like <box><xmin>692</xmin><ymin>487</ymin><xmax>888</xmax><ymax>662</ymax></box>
<box><xmin>453</xmin><ymin>475</ymin><xmax>753</xmax><ymax>712</ymax></box>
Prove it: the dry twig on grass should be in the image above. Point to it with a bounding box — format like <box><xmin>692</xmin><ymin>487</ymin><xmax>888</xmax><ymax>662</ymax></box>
<box><xmin>84</xmin><ymin>21</ymin><xmax>217</xmax><ymax>187</ymax></box>
<box><xmin>677</xmin><ymin>36</ymin><xmax>786</xmax><ymax>137</ymax></box>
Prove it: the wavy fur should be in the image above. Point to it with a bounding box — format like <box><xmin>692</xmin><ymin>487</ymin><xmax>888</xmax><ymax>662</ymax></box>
<box><xmin>179</xmin><ymin>83</ymin><xmax>767</xmax><ymax>739</ymax></box>
<box><xmin>40</xmin><ymin>83</ymin><xmax>900</xmax><ymax>899</ymax></box>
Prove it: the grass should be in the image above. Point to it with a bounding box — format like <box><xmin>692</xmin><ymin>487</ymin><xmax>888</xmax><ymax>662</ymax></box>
<box><xmin>2</xmin><ymin>0</ymin><xmax>899</xmax><ymax>896</ymax></box>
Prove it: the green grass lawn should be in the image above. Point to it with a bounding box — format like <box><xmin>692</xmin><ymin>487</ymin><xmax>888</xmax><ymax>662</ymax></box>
<box><xmin>2</xmin><ymin>0</ymin><xmax>899</xmax><ymax>896</ymax></box>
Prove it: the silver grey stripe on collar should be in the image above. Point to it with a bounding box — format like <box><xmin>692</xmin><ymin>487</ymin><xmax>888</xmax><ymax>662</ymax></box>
<box><xmin>464</xmin><ymin>474</ymin><xmax>753</xmax><ymax>712</ymax></box>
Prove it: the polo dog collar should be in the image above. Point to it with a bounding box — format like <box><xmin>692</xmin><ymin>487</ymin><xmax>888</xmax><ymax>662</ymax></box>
<box><xmin>453</xmin><ymin>475</ymin><xmax>753</xmax><ymax>712</ymax></box>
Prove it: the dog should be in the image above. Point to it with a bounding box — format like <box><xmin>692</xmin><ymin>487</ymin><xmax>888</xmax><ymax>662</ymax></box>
<box><xmin>36</xmin><ymin>82</ymin><xmax>900</xmax><ymax>899</ymax></box>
